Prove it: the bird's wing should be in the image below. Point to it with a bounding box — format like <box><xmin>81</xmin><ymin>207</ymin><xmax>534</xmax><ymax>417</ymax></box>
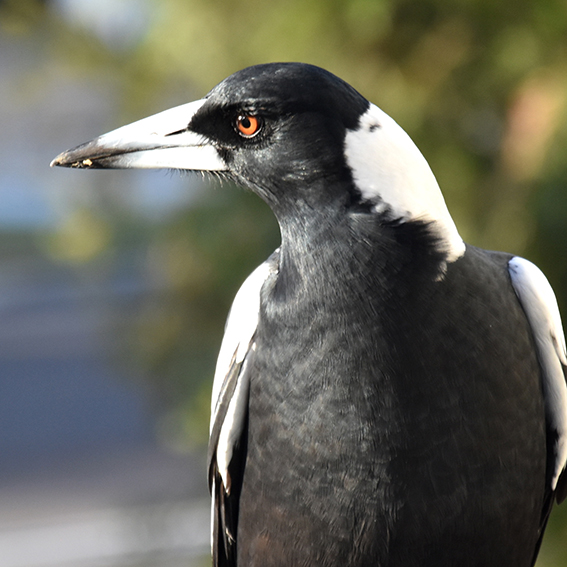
<box><xmin>207</xmin><ymin>251</ymin><xmax>279</xmax><ymax>567</ymax></box>
<box><xmin>508</xmin><ymin>256</ymin><xmax>567</xmax><ymax>503</ymax></box>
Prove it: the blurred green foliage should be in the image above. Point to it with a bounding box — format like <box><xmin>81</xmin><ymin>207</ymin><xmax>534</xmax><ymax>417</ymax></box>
<box><xmin>3</xmin><ymin>0</ymin><xmax>567</xmax><ymax>562</ymax></box>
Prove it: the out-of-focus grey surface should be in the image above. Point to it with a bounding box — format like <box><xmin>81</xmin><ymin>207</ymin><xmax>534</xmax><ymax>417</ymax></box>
<box><xmin>0</xmin><ymin>7</ymin><xmax>211</xmax><ymax>566</ymax></box>
<box><xmin>0</xmin><ymin>241</ymin><xmax>210</xmax><ymax>567</ymax></box>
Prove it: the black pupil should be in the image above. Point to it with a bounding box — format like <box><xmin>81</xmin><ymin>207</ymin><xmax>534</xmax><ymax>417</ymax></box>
<box><xmin>240</xmin><ymin>117</ymin><xmax>251</xmax><ymax>129</ymax></box>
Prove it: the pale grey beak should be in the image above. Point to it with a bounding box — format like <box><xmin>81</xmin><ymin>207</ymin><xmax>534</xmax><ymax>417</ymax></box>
<box><xmin>51</xmin><ymin>98</ymin><xmax>227</xmax><ymax>172</ymax></box>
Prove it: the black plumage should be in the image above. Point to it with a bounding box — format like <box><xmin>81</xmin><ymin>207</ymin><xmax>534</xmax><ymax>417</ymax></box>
<box><xmin>52</xmin><ymin>62</ymin><xmax>567</xmax><ymax>567</ymax></box>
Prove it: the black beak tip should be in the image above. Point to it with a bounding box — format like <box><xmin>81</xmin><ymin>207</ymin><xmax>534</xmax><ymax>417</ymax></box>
<box><xmin>50</xmin><ymin>151</ymin><xmax>95</xmax><ymax>169</ymax></box>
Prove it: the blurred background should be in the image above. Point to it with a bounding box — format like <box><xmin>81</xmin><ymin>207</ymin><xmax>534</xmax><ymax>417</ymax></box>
<box><xmin>1</xmin><ymin>0</ymin><xmax>567</xmax><ymax>565</ymax></box>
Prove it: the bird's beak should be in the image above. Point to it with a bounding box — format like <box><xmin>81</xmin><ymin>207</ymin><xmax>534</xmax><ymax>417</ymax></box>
<box><xmin>50</xmin><ymin>99</ymin><xmax>227</xmax><ymax>172</ymax></box>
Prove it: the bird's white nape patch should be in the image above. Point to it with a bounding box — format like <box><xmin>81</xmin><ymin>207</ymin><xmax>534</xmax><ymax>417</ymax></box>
<box><xmin>344</xmin><ymin>104</ymin><xmax>465</xmax><ymax>264</ymax></box>
<box><xmin>509</xmin><ymin>256</ymin><xmax>567</xmax><ymax>489</ymax></box>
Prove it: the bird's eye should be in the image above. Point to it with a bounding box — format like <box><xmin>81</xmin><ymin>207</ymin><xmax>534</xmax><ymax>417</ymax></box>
<box><xmin>236</xmin><ymin>115</ymin><xmax>262</xmax><ymax>138</ymax></box>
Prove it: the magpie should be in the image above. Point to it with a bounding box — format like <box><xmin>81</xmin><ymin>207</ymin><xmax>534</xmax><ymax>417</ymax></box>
<box><xmin>52</xmin><ymin>62</ymin><xmax>567</xmax><ymax>567</ymax></box>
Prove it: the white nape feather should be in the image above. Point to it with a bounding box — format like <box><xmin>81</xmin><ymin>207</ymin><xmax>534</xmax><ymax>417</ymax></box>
<box><xmin>344</xmin><ymin>104</ymin><xmax>465</xmax><ymax>264</ymax></box>
<box><xmin>210</xmin><ymin>256</ymin><xmax>278</xmax><ymax>489</ymax></box>
<box><xmin>509</xmin><ymin>256</ymin><xmax>567</xmax><ymax>489</ymax></box>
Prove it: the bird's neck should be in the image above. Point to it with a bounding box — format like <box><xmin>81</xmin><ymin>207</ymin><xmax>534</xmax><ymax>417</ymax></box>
<box><xmin>272</xmin><ymin>206</ymin><xmax>447</xmax><ymax>310</ymax></box>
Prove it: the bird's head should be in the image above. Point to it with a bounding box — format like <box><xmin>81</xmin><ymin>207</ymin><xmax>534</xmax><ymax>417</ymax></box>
<box><xmin>51</xmin><ymin>62</ymin><xmax>464</xmax><ymax>262</ymax></box>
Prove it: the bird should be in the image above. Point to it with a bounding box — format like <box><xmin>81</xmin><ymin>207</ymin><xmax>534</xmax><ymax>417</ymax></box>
<box><xmin>52</xmin><ymin>62</ymin><xmax>567</xmax><ymax>567</ymax></box>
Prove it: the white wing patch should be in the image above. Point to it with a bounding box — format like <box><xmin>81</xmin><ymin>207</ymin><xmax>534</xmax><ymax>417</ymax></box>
<box><xmin>508</xmin><ymin>256</ymin><xmax>567</xmax><ymax>489</ymax></box>
<box><xmin>344</xmin><ymin>104</ymin><xmax>465</xmax><ymax>264</ymax></box>
<box><xmin>210</xmin><ymin>254</ymin><xmax>278</xmax><ymax>489</ymax></box>
<box><xmin>216</xmin><ymin>354</ymin><xmax>252</xmax><ymax>490</ymax></box>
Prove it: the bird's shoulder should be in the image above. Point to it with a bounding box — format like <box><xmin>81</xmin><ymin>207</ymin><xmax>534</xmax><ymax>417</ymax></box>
<box><xmin>208</xmin><ymin>250</ymin><xmax>279</xmax><ymax>567</ymax></box>
<box><xmin>507</xmin><ymin>255</ymin><xmax>567</xmax><ymax>501</ymax></box>
<box><xmin>209</xmin><ymin>249</ymin><xmax>280</xmax><ymax>481</ymax></box>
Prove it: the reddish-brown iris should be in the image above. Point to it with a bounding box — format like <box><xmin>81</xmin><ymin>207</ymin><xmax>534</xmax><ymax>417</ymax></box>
<box><xmin>236</xmin><ymin>115</ymin><xmax>262</xmax><ymax>137</ymax></box>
